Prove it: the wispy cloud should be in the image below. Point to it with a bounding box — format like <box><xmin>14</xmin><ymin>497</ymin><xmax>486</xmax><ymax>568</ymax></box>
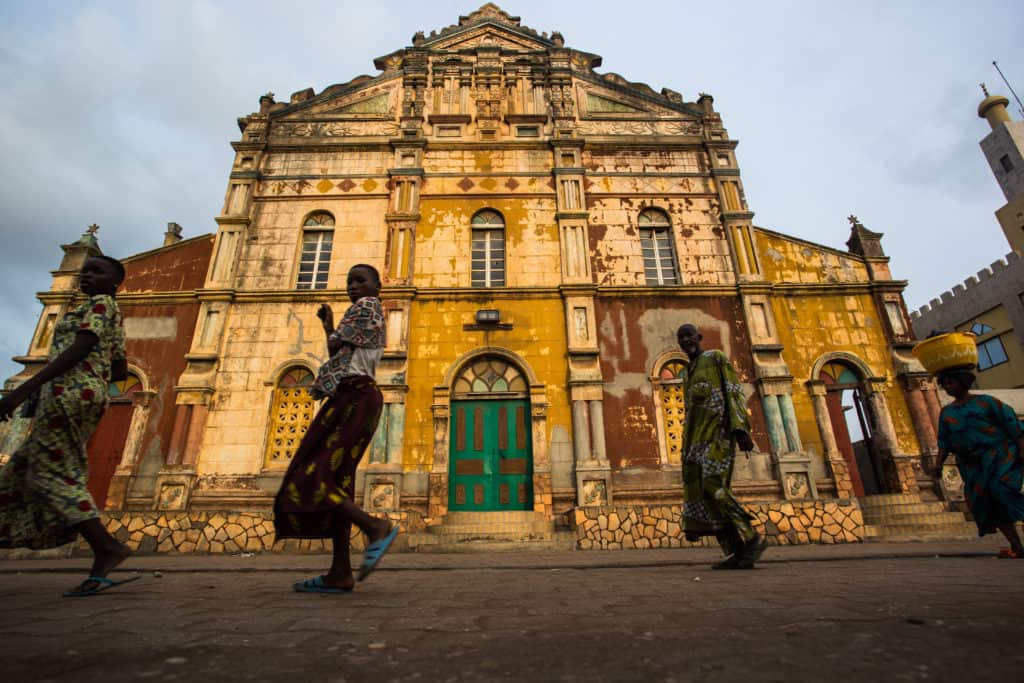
<box><xmin>0</xmin><ymin>1</ymin><xmax>1022</xmax><ymax>381</ymax></box>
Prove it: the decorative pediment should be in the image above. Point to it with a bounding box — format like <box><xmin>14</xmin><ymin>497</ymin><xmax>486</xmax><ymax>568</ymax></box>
<box><xmin>427</xmin><ymin>26</ymin><xmax>548</xmax><ymax>52</ymax></box>
<box><xmin>586</xmin><ymin>93</ymin><xmax>645</xmax><ymax>115</ymax></box>
<box><xmin>262</xmin><ymin>5</ymin><xmax>703</xmax><ymax>133</ymax></box>
<box><xmin>578</xmin><ymin>86</ymin><xmax>698</xmax><ymax>121</ymax></box>
<box><xmin>415</xmin><ymin>3</ymin><xmax>556</xmax><ymax>52</ymax></box>
<box><xmin>334</xmin><ymin>94</ymin><xmax>391</xmax><ymax>115</ymax></box>
<box><xmin>459</xmin><ymin>3</ymin><xmax>522</xmax><ymax>27</ymax></box>
<box><xmin>276</xmin><ymin>83</ymin><xmax>397</xmax><ymax>120</ymax></box>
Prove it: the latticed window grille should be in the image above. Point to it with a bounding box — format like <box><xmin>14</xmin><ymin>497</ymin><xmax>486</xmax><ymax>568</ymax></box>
<box><xmin>296</xmin><ymin>212</ymin><xmax>334</xmax><ymax>290</ymax></box>
<box><xmin>264</xmin><ymin>367</ymin><xmax>316</xmax><ymax>467</ymax></box>
<box><xmin>453</xmin><ymin>356</ymin><xmax>528</xmax><ymax>397</ymax></box>
<box><xmin>659</xmin><ymin>359</ymin><xmax>687</xmax><ymax>465</ymax></box>
<box><xmin>471</xmin><ymin>210</ymin><xmax>506</xmax><ymax>288</ymax></box>
<box><xmin>639</xmin><ymin>209</ymin><xmax>679</xmax><ymax>285</ymax></box>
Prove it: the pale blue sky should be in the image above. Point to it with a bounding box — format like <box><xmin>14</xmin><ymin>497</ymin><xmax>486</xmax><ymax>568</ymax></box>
<box><xmin>0</xmin><ymin>1</ymin><xmax>1021</xmax><ymax>382</ymax></box>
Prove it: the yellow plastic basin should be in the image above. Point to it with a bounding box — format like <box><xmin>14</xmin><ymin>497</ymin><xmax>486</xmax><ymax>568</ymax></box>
<box><xmin>911</xmin><ymin>332</ymin><xmax>978</xmax><ymax>374</ymax></box>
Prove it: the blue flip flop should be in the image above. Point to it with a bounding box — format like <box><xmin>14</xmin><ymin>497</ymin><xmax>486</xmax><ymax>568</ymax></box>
<box><xmin>293</xmin><ymin>576</ymin><xmax>353</xmax><ymax>594</ymax></box>
<box><xmin>357</xmin><ymin>526</ymin><xmax>399</xmax><ymax>582</ymax></box>
<box><xmin>63</xmin><ymin>575</ymin><xmax>140</xmax><ymax>597</ymax></box>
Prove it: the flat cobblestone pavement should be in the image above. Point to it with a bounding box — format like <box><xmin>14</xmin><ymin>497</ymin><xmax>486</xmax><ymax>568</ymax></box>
<box><xmin>1</xmin><ymin>540</ymin><xmax>1022</xmax><ymax>682</ymax></box>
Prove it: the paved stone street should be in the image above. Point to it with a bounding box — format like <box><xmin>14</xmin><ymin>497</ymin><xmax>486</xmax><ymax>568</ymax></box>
<box><xmin>1</xmin><ymin>541</ymin><xmax>1022</xmax><ymax>682</ymax></box>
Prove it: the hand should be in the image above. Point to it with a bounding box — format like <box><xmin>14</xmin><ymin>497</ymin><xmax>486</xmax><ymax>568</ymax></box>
<box><xmin>0</xmin><ymin>394</ymin><xmax>19</xmax><ymax>422</ymax></box>
<box><xmin>316</xmin><ymin>303</ymin><xmax>334</xmax><ymax>331</ymax></box>
<box><xmin>734</xmin><ymin>430</ymin><xmax>754</xmax><ymax>453</ymax></box>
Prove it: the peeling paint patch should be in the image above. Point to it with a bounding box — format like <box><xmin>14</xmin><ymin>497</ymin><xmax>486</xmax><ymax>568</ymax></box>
<box><xmin>603</xmin><ymin>371</ymin><xmax>651</xmax><ymax>399</ymax></box>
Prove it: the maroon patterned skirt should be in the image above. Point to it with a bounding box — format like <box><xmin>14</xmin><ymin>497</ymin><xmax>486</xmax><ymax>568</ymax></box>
<box><xmin>273</xmin><ymin>375</ymin><xmax>382</xmax><ymax>539</ymax></box>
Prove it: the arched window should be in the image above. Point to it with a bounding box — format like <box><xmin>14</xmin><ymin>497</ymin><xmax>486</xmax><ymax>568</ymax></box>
<box><xmin>108</xmin><ymin>373</ymin><xmax>143</xmax><ymax>401</ymax></box>
<box><xmin>969</xmin><ymin>322</ymin><xmax>993</xmax><ymax>336</ymax></box>
<box><xmin>656</xmin><ymin>358</ymin><xmax>687</xmax><ymax>464</ymax></box>
<box><xmin>820</xmin><ymin>361</ymin><xmax>861</xmax><ymax>387</ymax></box>
<box><xmin>296</xmin><ymin>212</ymin><xmax>335</xmax><ymax>290</ymax></box>
<box><xmin>264</xmin><ymin>366</ymin><xmax>316</xmax><ymax>467</ymax></box>
<box><xmin>471</xmin><ymin>210</ymin><xmax>506</xmax><ymax>288</ymax></box>
<box><xmin>638</xmin><ymin>209</ymin><xmax>678</xmax><ymax>285</ymax></box>
<box><xmin>453</xmin><ymin>356</ymin><xmax>528</xmax><ymax>397</ymax></box>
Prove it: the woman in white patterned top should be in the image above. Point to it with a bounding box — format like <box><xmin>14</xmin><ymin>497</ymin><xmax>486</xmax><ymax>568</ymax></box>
<box><xmin>273</xmin><ymin>264</ymin><xmax>398</xmax><ymax>593</ymax></box>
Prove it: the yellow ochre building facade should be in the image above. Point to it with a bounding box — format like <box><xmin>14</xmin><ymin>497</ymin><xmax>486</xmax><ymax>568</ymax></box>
<box><xmin>2</xmin><ymin>5</ymin><xmax>977</xmax><ymax>552</ymax></box>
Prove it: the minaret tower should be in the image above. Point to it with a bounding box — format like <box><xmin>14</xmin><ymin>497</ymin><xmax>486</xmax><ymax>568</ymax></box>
<box><xmin>978</xmin><ymin>85</ymin><xmax>1024</xmax><ymax>252</ymax></box>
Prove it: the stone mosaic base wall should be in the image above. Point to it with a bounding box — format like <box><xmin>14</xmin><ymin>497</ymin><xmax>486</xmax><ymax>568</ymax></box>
<box><xmin>571</xmin><ymin>500</ymin><xmax>864</xmax><ymax>550</ymax></box>
<box><xmin>87</xmin><ymin>510</ymin><xmax>416</xmax><ymax>554</ymax></box>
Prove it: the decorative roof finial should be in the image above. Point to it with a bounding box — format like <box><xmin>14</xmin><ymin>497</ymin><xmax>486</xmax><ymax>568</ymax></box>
<box><xmin>847</xmin><ymin>214</ymin><xmax>862</xmax><ymax>228</ymax></box>
<box><xmin>72</xmin><ymin>223</ymin><xmax>101</xmax><ymax>250</ymax></box>
<box><xmin>980</xmin><ymin>82</ymin><xmax>990</xmax><ymax>97</ymax></box>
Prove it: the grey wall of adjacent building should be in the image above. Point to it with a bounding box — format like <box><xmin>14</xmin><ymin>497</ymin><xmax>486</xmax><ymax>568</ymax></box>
<box><xmin>911</xmin><ymin>251</ymin><xmax>1024</xmax><ymax>388</ymax></box>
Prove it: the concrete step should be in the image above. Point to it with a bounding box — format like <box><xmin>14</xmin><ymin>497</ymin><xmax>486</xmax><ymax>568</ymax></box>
<box><xmin>861</xmin><ymin>512</ymin><xmax>971</xmax><ymax>527</ymax></box>
<box><xmin>421</xmin><ymin>528</ymin><xmax>552</xmax><ymax>540</ymax></box>
<box><xmin>863</xmin><ymin>522</ymin><xmax>978</xmax><ymax>542</ymax></box>
<box><xmin>427</xmin><ymin>511</ymin><xmax>554</xmax><ymax>538</ymax></box>
<box><xmin>442</xmin><ymin>511</ymin><xmax>550</xmax><ymax>524</ymax></box>
<box><xmin>860</xmin><ymin>502</ymin><xmax>950</xmax><ymax>517</ymax></box>
<box><xmin>406</xmin><ymin>531</ymin><xmax>577</xmax><ymax>553</ymax></box>
<box><xmin>858</xmin><ymin>494</ymin><xmax>930</xmax><ymax>509</ymax></box>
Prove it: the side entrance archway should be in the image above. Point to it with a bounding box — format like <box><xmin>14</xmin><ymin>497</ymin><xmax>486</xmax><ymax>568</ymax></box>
<box><xmin>819</xmin><ymin>360</ymin><xmax>886</xmax><ymax>496</ymax></box>
<box><xmin>449</xmin><ymin>356</ymin><xmax>533</xmax><ymax>511</ymax></box>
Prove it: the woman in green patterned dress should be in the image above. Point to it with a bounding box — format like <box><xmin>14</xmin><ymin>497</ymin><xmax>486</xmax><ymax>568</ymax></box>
<box><xmin>932</xmin><ymin>368</ymin><xmax>1024</xmax><ymax>558</ymax></box>
<box><xmin>0</xmin><ymin>255</ymin><xmax>135</xmax><ymax>595</ymax></box>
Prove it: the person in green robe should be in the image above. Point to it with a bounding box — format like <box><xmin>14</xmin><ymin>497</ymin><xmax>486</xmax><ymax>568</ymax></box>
<box><xmin>677</xmin><ymin>324</ymin><xmax>766</xmax><ymax>569</ymax></box>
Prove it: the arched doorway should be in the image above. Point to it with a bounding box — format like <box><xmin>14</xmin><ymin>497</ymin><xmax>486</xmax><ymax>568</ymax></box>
<box><xmin>449</xmin><ymin>356</ymin><xmax>533</xmax><ymax>511</ymax></box>
<box><xmin>819</xmin><ymin>360</ymin><xmax>884</xmax><ymax>496</ymax></box>
<box><xmin>87</xmin><ymin>373</ymin><xmax>143</xmax><ymax>509</ymax></box>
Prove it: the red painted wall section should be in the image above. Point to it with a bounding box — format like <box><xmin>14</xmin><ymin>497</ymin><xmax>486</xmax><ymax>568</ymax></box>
<box><xmin>595</xmin><ymin>296</ymin><xmax>767</xmax><ymax>470</ymax></box>
<box><xmin>119</xmin><ymin>302</ymin><xmax>202</xmax><ymax>464</ymax></box>
<box><xmin>88</xmin><ymin>235</ymin><xmax>213</xmax><ymax>481</ymax></box>
<box><xmin>119</xmin><ymin>235</ymin><xmax>214</xmax><ymax>293</ymax></box>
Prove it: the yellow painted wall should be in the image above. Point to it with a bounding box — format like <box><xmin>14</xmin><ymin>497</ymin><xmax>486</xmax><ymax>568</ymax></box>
<box><xmin>756</xmin><ymin>232</ymin><xmax>921</xmax><ymax>460</ymax></box>
<box><xmin>416</xmin><ymin>197</ymin><xmax>561</xmax><ymax>288</ymax></box>
<box><xmin>402</xmin><ymin>297</ymin><xmax>572</xmax><ymax>471</ymax></box>
<box><xmin>756</xmin><ymin>231</ymin><xmax>871</xmax><ymax>284</ymax></box>
<box><xmin>771</xmin><ymin>292</ymin><xmax>920</xmax><ymax>462</ymax></box>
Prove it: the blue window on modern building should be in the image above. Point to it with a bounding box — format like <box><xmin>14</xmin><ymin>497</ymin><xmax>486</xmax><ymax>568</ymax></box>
<box><xmin>977</xmin><ymin>336</ymin><xmax>1009</xmax><ymax>371</ymax></box>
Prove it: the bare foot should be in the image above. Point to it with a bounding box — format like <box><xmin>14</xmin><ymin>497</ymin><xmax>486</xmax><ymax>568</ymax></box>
<box><xmin>68</xmin><ymin>544</ymin><xmax>131</xmax><ymax>594</ymax></box>
<box><xmin>89</xmin><ymin>542</ymin><xmax>132</xmax><ymax>579</ymax></box>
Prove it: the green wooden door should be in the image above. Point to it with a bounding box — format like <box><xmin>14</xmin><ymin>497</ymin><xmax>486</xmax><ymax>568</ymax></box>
<box><xmin>449</xmin><ymin>399</ymin><xmax>533</xmax><ymax>511</ymax></box>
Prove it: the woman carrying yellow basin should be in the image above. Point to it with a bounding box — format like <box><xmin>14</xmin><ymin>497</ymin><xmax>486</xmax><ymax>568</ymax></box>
<box><xmin>914</xmin><ymin>332</ymin><xmax>1024</xmax><ymax>558</ymax></box>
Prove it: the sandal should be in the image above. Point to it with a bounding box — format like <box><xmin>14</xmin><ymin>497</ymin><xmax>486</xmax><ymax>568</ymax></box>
<box><xmin>293</xmin><ymin>576</ymin><xmax>353</xmax><ymax>594</ymax></box>
<box><xmin>357</xmin><ymin>526</ymin><xmax>399</xmax><ymax>582</ymax></box>
<box><xmin>63</xmin><ymin>575</ymin><xmax>140</xmax><ymax>597</ymax></box>
<box><xmin>997</xmin><ymin>547</ymin><xmax>1023</xmax><ymax>559</ymax></box>
<box><xmin>711</xmin><ymin>554</ymin><xmax>743</xmax><ymax>570</ymax></box>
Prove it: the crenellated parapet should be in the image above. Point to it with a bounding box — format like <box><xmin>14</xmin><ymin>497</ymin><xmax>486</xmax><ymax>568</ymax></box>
<box><xmin>910</xmin><ymin>251</ymin><xmax>1024</xmax><ymax>330</ymax></box>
